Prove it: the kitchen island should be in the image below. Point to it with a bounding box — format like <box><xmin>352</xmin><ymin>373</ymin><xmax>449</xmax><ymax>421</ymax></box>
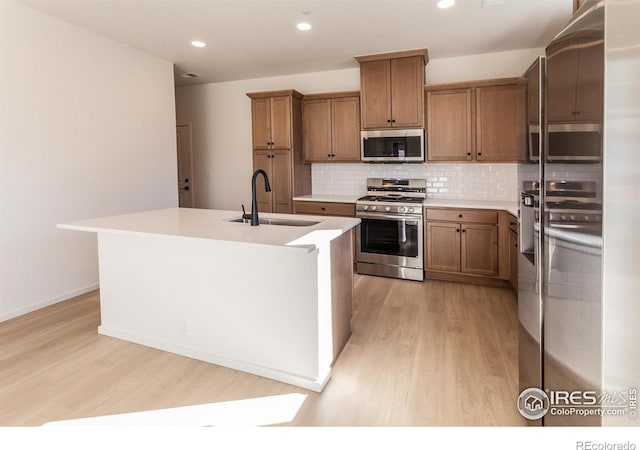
<box><xmin>58</xmin><ymin>208</ymin><xmax>360</xmax><ymax>392</ymax></box>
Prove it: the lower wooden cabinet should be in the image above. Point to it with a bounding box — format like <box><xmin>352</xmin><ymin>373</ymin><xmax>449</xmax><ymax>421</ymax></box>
<box><xmin>509</xmin><ymin>228</ymin><xmax>518</xmax><ymax>290</ymax></box>
<box><xmin>425</xmin><ymin>208</ymin><xmax>500</xmax><ymax>280</ymax></box>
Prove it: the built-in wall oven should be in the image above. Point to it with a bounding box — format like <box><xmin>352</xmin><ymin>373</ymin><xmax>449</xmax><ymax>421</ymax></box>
<box><xmin>356</xmin><ymin>178</ymin><xmax>425</xmax><ymax>281</ymax></box>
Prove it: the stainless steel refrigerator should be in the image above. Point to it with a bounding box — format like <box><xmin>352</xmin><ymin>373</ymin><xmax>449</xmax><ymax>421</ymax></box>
<box><xmin>518</xmin><ymin>0</ymin><xmax>640</xmax><ymax>427</ymax></box>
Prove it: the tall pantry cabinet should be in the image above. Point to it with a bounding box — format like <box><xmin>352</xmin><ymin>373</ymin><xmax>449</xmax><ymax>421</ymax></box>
<box><xmin>246</xmin><ymin>90</ymin><xmax>311</xmax><ymax>214</ymax></box>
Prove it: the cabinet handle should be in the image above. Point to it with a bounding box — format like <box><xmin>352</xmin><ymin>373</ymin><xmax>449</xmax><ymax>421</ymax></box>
<box><xmin>462</xmin><ymin>229</ymin><xmax>466</xmax><ymax>233</ymax></box>
<box><xmin>510</xmin><ymin>221</ymin><xmax>516</xmax><ymax>226</ymax></box>
<box><xmin>387</xmin><ymin>119</ymin><xmax>392</xmax><ymax>123</ymax></box>
<box><xmin>478</xmin><ymin>152</ymin><xmax>482</xmax><ymax>156</ymax></box>
<box><xmin>458</xmin><ymin>214</ymin><xmax>463</xmax><ymax>218</ymax></box>
<box><xmin>321</xmin><ymin>207</ymin><xmax>326</xmax><ymax>211</ymax></box>
<box><xmin>391</xmin><ymin>119</ymin><xmax>396</xmax><ymax>123</ymax></box>
<box><xmin>456</xmin><ymin>229</ymin><xmax>460</xmax><ymax>233</ymax></box>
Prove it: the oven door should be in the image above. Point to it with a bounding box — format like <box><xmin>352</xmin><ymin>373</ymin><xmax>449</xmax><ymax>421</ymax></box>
<box><xmin>356</xmin><ymin>213</ymin><xmax>423</xmax><ymax>269</ymax></box>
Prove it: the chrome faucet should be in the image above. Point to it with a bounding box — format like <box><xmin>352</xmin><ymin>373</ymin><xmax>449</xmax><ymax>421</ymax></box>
<box><xmin>251</xmin><ymin>169</ymin><xmax>271</xmax><ymax>226</ymax></box>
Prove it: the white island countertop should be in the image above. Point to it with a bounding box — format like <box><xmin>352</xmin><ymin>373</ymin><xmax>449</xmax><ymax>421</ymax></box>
<box><xmin>58</xmin><ymin>207</ymin><xmax>360</xmax><ymax>392</ymax></box>
<box><xmin>58</xmin><ymin>207</ymin><xmax>360</xmax><ymax>250</ymax></box>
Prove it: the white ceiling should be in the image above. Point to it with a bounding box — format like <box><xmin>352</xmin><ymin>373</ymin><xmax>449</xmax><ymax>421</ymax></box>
<box><xmin>20</xmin><ymin>0</ymin><xmax>573</xmax><ymax>86</ymax></box>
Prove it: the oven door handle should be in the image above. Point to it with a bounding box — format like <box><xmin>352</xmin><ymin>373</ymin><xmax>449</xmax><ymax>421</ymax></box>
<box><xmin>400</xmin><ymin>220</ymin><xmax>407</xmax><ymax>244</ymax></box>
<box><xmin>356</xmin><ymin>212</ymin><xmax>423</xmax><ymax>222</ymax></box>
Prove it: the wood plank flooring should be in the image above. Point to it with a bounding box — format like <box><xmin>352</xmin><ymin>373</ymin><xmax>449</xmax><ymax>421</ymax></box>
<box><xmin>0</xmin><ymin>275</ymin><xmax>525</xmax><ymax>426</ymax></box>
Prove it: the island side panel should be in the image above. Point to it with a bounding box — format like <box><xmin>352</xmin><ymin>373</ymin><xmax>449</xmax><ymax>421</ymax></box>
<box><xmin>96</xmin><ymin>232</ymin><xmax>327</xmax><ymax>390</ymax></box>
<box><xmin>330</xmin><ymin>230</ymin><xmax>353</xmax><ymax>363</ymax></box>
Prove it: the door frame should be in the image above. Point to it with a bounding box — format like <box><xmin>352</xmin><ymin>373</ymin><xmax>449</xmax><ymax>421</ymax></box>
<box><xmin>176</xmin><ymin>123</ymin><xmax>195</xmax><ymax>207</ymax></box>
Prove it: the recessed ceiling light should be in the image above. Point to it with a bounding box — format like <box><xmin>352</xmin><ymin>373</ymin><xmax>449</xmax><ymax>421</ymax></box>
<box><xmin>296</xmin><ymin>22</ymin><xmax>312</xmax><ymax>31</ymax></box>
<box><xmin>191</xmin><ymin>41</ymin><xmax>206</xmax><ymax>48</ymax></box>
<box><xmin>437</xmin><ymin>0</ymin><xmax>455</xmax><ymax>8</ymax></box>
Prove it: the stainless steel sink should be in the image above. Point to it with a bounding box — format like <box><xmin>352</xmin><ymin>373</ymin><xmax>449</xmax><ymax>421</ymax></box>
<box><xmin>226</xmin><ymin>216</ymin><xmax>320</xmax><ymax>227</ymax></box>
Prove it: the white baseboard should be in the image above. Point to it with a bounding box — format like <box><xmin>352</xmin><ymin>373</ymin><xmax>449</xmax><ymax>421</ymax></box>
<box><xmin>0</xmin><ymin>283</ymin><xmax>99</xmax><ymax>323</ymax></box>
<box><xmin>98</xmin><ymin>325</ymin><xmax>331</xmax><ymax>393</ymax></box>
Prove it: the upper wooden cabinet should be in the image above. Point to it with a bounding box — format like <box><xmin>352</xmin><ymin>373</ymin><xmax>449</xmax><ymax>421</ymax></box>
<box><xmin>356</xmin><ymin>49</ymin><xmax>428</xmax><ymax>129</ymax></box>
<box><xmin>526</xmin><ymin>58</ymin><xmax>541</xmax><ymax>124</ymax></box>
<box><xmin>302</xmin><ymin>92</ymin><xmax>361</xmax><ymax>162</ymax></box>
<box><xmin>246</xmin><ymin>90</ymin><xmax>311</xmax><ymax>214</ymax></box>
<box><xmin>247</xmin><ymin>90</ymin><xmax>303</xmax><ymax>150</ymax></box>
<box><xmin>476</xmin><ymin>84</ymin><xmax>523</xmax><ymax>161</ymax></box>
<box><xmin>546</xmin><ymin>35</ymin><xmax>604</xmax><ymax>124</ymax></box>
<box><xmin>426</xmin><ymin>78</ymin><xmax>525</xmax><ymax>162</ymax></box>
<box><xmin>426</xmin><ymin>88</ymin><xmax>473</xmax><ymax>161</ymax></box>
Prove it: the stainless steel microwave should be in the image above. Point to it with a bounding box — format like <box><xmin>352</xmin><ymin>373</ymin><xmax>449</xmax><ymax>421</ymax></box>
<box><xmin>361</xmin><ymin>129</ymin><xmax>425</xmax><ymax>163</ymax></box>
<box><xmin>528</xmin><ymin>124</ymin><xmax>541</xmax><ymax>162</ymax></box>
<box><xmin>547</xmin><ymin>123</ymin><xmax>602</xmax><ymax>162</ymax></box>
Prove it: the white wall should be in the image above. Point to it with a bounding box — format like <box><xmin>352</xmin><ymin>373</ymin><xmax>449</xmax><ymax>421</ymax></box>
<box><xmin>175</xmin><ymin>47</ymin><xmax>543</xmax><ymax>210</ymax></box>
<box><xmin>0</xmin><ymin>1</ymin><xmax>178</xmax><ymax>321</ymax></box>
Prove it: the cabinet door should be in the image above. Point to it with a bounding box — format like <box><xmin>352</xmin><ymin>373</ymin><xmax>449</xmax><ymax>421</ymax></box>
<box><xmin>270</xmin><ymin>96</ymin><xmax>292</xmax><ymax>149</ymax></box>
<box><xmin>426</xmin><ymin>88</ymin><xmax>473</xmax><ymax>161</ymax></box>
<box><xmin>509</xmin><ymin>229</ymin><xmax>518</xmax><ymax>290</ymax></box>
<box><xmin>426</xmin><ymin>221</ymin><xmax>461</xmax><ymax>272</ymax></box>
<box><xmin>461</xmin><ymin>223</ymin><xmax>498</xmax><ymax>277</ymax></box>
<box><xmin>574</xmin><ymin>37</ymin><xmax>604</xmax><ymax>122</ymax></box>
<box><xmin>270</xmin><ymin>150</ymin><xmax>293</xmax><ymax>213</ymax></box>
<box><xmin>391</xmin><ymin>56</ymin><xmax>424</xmax><ymax>128</ymax></box>
<box><xmin>527</xmin><ymin>59</ymin><xmax>541</xmax><ymax>124</ymax></box>
<box><xmin>303</xmin><ymin>99</ymin><xmax>331</xmax><ymax>162</ymax></box>
<box><xmin>546</xmin><ymin>40</ymin><xmax>579</xmax><ymax>123</ymax></box>
<box><xmin>360</xmin><ymin>59</ymin><xmax>392</xmax><ymax>129</ymax></box>
<box><xmin>331</xmin><ymin>96</ymin><xmax>361</xmax><ymax>161</ymax></box>
<box><xmin>251</xmin><ymin>98</ymin><xmax>272</xmax><ymax>150</ymax></box>
<box><xmin>476</xmin><ymin>84</ymin><xmax>522</xmax><ymax>162</ymax></box>
<box><xmin>252</xmin><ymin>150</ymin><xmax>273</xmax><ymax>213</ymax></box>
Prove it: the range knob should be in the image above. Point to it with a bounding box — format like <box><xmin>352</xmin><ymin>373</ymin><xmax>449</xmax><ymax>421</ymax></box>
<box><xmin>561</xmin><ymin>215</ymin><xmax>567</xmax><ymax>220</ymax></box>
<box><xmin>408</xmin><ymin>207</ymin><xmax>415</xmax><ymax>213</ymax></box>
<box><xmin>362</xmin><ymin>205</ymin><xmax>369</xmax><ymax>211</ymax></box>
<box><xmin>584</xmin><ymin>215</ymin><xmax>591</xmax><ymax>222</ymax></box>
<box><xmin>370</xmin><ymin>205</ymin><xmax>377</xmax><ymax>211</ymax></box>
<box><xmin>570</xmin><ymin>215</ymin><xmax>576</xmax><ymax>221</ymax></box>
<box><xmin>384</xmin><ymin>206</ymin><xmax>391</xmax><ymax>212</ymax></box>
<box><xmin>398</xmin><ymin>206</ymin><xmax>406</xmax><ymax>213</ymax></box>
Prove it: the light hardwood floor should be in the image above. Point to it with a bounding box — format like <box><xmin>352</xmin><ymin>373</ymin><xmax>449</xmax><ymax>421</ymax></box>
<box><xmin>0</xmin><ymin>275</ymin><xmax>525</xmax><ymax>426</ymax></box>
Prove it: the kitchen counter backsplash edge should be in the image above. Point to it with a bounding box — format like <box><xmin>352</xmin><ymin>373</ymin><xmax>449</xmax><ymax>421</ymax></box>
<box><xmin>311</xmin><ymin>162</ymin><xmax>518</xmax><ymax>203</ymax></box>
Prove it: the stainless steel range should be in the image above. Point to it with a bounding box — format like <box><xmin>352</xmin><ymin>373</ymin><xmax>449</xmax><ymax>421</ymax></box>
<box><xmin>545</xmin><ymin>180</ymin><xmax>602</xmax><ymax>234</ymax></box>
<box><xmin>355</xmin><ymin>178</ymin><xmax>425</xmax><ymax>281</ymax></box>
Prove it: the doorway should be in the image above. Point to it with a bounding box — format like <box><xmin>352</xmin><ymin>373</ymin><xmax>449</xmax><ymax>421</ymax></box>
<box><xmin>176</xmin><ymin>124</ymin><xmax>194</xmax><ymax>207</ymax></box>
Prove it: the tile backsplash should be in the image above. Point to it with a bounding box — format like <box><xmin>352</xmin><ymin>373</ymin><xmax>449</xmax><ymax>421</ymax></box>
<box><xmin>312</xmin><ymin>163</ymin><xmax>518</xmax><ymax>201</ymax></box>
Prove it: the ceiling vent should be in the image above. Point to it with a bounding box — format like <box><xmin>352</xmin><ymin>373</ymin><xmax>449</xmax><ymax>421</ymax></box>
<box><xmin>180</xmin><ymin>72</ymin><xmax>201</xmax><ymax>79</ymax></box>
<box><xmin>481</xmin><ymin>0</ymin><xmax>505</xmax><ymax>7</ymax></box>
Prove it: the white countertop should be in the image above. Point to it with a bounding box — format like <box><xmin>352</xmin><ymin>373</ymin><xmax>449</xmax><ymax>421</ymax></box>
<box><xmin>58</xmin><ymin>208</ymin><xmax>360</xmax><ymax>251</ymax></box>
<box><xmin>423</xmin><ymin>199</ymin><xmax>518</xmax><ymax>216</ymax></box>
<box><xmin>294</xmin><ymin>194</ymin><xmax>518</xmax><ymax>216</ymax></box>
<box><xmin>292</xmin><ymin>194</ymin><xmax>359</xmax><ymax>204</ymax></box>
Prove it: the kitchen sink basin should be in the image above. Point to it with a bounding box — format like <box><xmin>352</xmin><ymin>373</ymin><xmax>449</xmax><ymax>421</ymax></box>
<box><xmin>226</xmin><ymin>216</ymin><xmax>320</xmax><ymax>227</ymax></box>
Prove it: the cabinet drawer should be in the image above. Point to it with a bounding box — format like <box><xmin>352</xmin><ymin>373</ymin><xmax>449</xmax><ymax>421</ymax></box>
<box><xmin>426</xmin><ymin>208</ymin><xmax>498</xmax><ymax>224</ymax></box>
<box><xmin>294</xmin><ymin>201</ymin><xmax>355</xmax><ymax>217</ymax></box>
